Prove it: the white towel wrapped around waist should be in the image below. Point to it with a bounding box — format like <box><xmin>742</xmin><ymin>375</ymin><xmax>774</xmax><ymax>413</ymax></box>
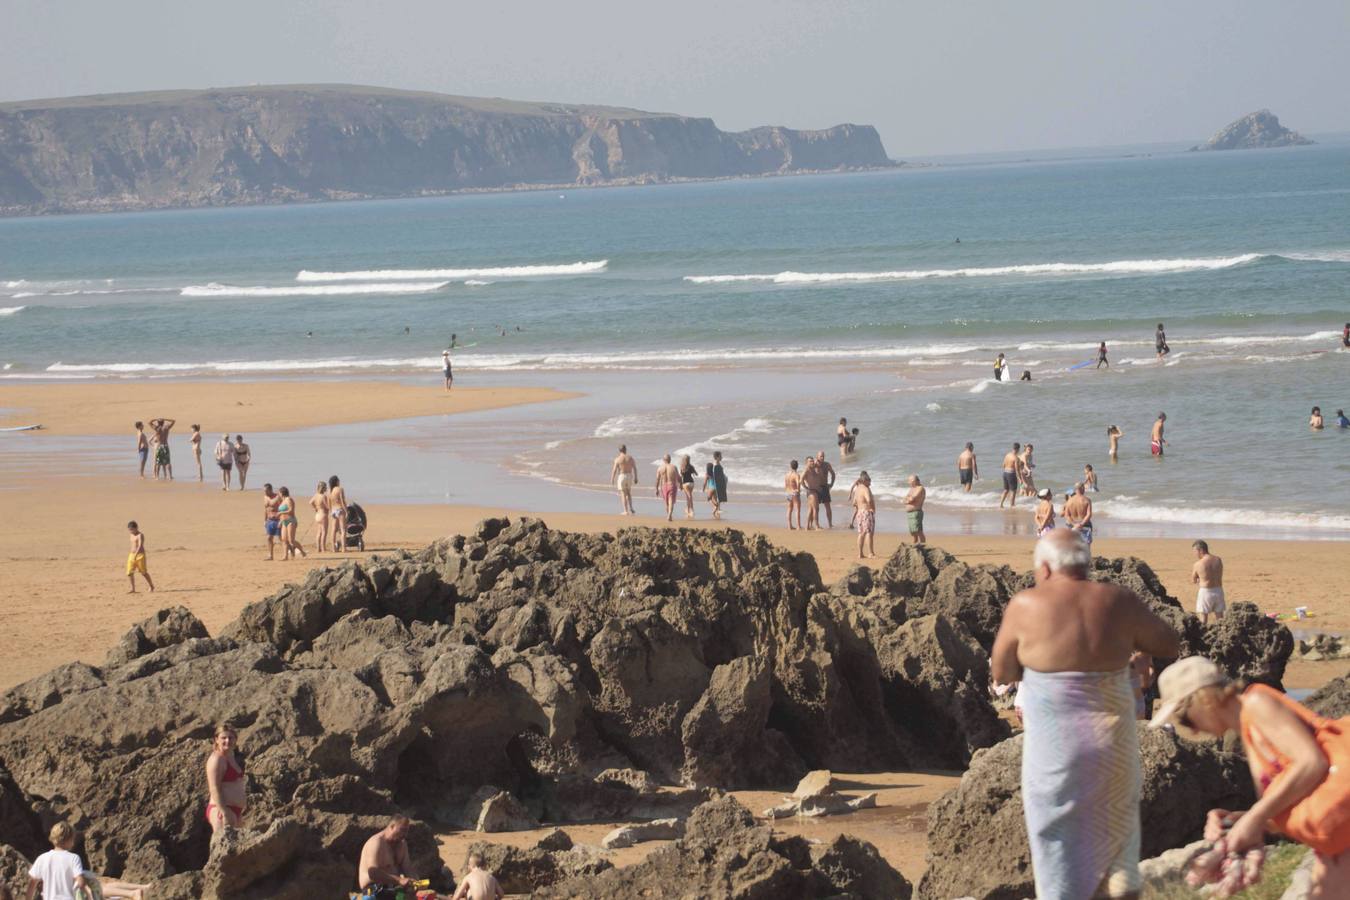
<box><xmin>1020</xmin><ymin>666</ymin><xmax>1142</xmax><ymax>900</ymax></box>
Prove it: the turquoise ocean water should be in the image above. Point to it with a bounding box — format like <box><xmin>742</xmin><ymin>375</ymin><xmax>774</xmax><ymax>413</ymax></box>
<box><xmin>2</xmin><ymin>141</ymin><xmax>1348</xmax><ymax>536</ymax></box>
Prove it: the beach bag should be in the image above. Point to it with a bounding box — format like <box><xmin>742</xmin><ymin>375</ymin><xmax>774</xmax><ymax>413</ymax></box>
<box><xmin>1243</xmin><ymin>684</ymin><xmax>1350</xmax><ymax>856</ymax></box>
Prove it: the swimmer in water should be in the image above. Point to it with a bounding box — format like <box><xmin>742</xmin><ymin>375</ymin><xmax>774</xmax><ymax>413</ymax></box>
<box><xmin>1083</xmin><ymin>464</ymin><xmax>1098</xmax><ymax>492</ymax></box>
<box><xmin>449</xmin><ymin>334</ymin><xmax>458</xmax><ymax>349</ymax></box>
<box><xmin>1107</xmin><ymin>425</ymin><xmax>1122</xmax><ymax>461</ymax></box>
<box><xmin>1310</xmin><ymin>406</ymin><xmax>1324</xmax><ymax>430</ymax></box>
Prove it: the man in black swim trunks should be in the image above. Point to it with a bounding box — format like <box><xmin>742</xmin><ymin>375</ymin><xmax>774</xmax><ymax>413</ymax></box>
<box><xmin>442</xmin><ymin>349</ymin><xmax>453</xmax><ymax>391</ymax></box>
<box><xmin>1155</xmin><ymin>323</ymin><xmax>1169</xmax><ymax>360</ymax></box>
<box><xmin>814</xmin><ymin>451</ymin><xmax>836</xmax><ymax>528</ymax></box>
<box><xmin>999</xmin><ymin>442</ymin><xmax>1021</xmax><ymax>508</ymax></box>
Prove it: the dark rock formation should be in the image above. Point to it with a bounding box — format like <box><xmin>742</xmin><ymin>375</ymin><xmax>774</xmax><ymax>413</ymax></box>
<box><xmin>464</xmin><ymin>838</ymin><xmax>612</xmax><ymax>895</ymax></box>
<box><xmin>1190</xmin><ymin>110</ymin><xmax>1314</xmax><ymax>151</ymax></box>
<box><xmin>1308</xmin><ymin>674</ymin><xmax>1350</xmax><ymax>720</ymax></box>
<box><xmin>534</xmin><ymin>796</ymin><xmax>911</xmax><ymax>899</ymax></box>
<box><xmin>0</xmin><ymin>85</ymin><xmax>894</xmax><ymax>216</ymax></box>
<box><xmin>1189</xmin><ymin>602</ymin><xmax>1293</xmax><ymax>689</ymax></box>
<box><xmin>917</xmin><ymin>727</ymin><xmax>1256</xmax><ymax>900</ymax></box>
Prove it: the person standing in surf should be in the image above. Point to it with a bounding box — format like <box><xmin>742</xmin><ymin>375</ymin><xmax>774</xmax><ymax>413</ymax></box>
<box><xmin>1096</xmin><ymin>341</ymin><xmax>1109</xmax><ymax>369</ymax></box>
<box><xmin>679</xmin><ymin>454</ymin><xmax>698</xmax><ymax>519</ymax></box>
<box><xmin>213</xmin><ymin>433</ymin><xmax>234</xmax><ymax>491</ymax></box>
<box><xmin>1107</xmin><ymin>425</ymin><xmax>1123</xmax><ymax>461</ymax></box>
<box><xmin>994</xmin><ymin>353</ymin><xmax>1008</xmax><ymax>382</ymax></box>
<box><xmin>1155</xmin><ymin>323</ymin><xmax>1170</xmax><ymax>360</ymax></box>
<box><xmin>999</xmin><ymin>442</ymin><xmax>1021</xmax><ymax>508</ymax></box>
<box><xmin>610</xmin><ymin>445</ymin><xmax>638</xmax><ymax>516</ymax></box>
<box><xmin>712</xmin><ymin>451</ymin><xmax>729</xmax><ymax>514</ymax></box>
<box><xmin>135</xmin><ymin>421</ymin><xmax>149</xmax><ymax>478</ymax></box>
<box><xmin>190</xmin><ymin>424</ymin><xmax>203</xmax><ymax>481</ymax></box>
<box><xmin>442</xmin><ymin>348</ymin><xmax>453</xmax><ymax>391</ymax></box>
<box><xmin>957</xmin><ymin>442</ymin><xmax>979</xmax><ymax>491</ymax></box>
<box><xmin>1151</xmin><ymin>412</ymin><xmax>1168</xmax><ymax>457</ymax></box>
<box><xmin>784</xmin><ymin>460</ymin><xmax>802</xmax><ymax>530</ymax></box>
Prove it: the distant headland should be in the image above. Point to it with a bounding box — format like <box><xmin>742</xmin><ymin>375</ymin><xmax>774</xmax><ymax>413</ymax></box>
<box><xmin>0</xmin><ymin>84</ymin><xmax>894</xmax><ymax>217</ymax></box>
<box><xmin>1190</xmin><ymin>109</ymin><xmax>1314</xmax><ymax>152</ymax></box>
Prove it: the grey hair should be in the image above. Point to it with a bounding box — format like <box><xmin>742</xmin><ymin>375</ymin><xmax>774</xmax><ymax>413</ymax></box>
<box><xmin>1034</xmin><ymin>531</ymin><xmax>1090</xmax><ymax>573</ymax></box>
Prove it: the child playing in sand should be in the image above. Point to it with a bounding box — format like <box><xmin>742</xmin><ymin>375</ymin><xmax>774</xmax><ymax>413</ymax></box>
<box><xmin>126</xmin><ymin>521</ymin><xmax>154</xmax><ymax>593</ymax></box>
<box><xmin>452</xmin><ymin>852</ymin><xmax>504</xmax><ymax>900</ymax></box>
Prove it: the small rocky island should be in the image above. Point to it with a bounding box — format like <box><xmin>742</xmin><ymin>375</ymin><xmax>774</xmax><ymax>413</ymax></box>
<box><xmin>1190</xmin><ymin>109</ymin><xmax>1314</xmax><ymax>151</ymax></box>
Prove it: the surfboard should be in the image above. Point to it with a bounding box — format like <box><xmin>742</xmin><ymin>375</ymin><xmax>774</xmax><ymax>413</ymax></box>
<box><xmin>0</xmin><ymin>424</ymin><xmax>42</xmax><ymax>432</ymax></box>
<box><xmin>1068</xmin><ymin>360</ymin><xmax>1096</xmax><ymax>371</ymax></box>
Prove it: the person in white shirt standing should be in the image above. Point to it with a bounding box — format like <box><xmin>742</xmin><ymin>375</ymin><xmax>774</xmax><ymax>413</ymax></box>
<box><xmin>26</xmin><ymin>822</ymin><xmax>88</xmax><ymax>900</ymax></box>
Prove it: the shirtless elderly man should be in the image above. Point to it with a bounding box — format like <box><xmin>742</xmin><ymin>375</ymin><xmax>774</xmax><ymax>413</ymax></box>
<box><xmin>358</xmin><ymin>816</ymin><xmax>417</xmax><ymax>896</ymax></box>
<box><xmin>904</xmin><ymin>475</ymin><xmax>926</xmax><ymax>544</ymax></box>
<box><xmin>1191</xmin><ymin>539</ymin><xmax>1225</xmax><ymax>624</ymax></box>
<box><xmin>655</xmin><ymin>454</ymin><xmax>681</xmax><ymax>522</ymax></box>
<box><xmin>992</xmin><ymin>530</ymin><xmax>1179</xmax><ymax>900</ymax></box>
<box><xmin>610</xmin><ymin>445</ymin><xmax>638</xmax><ymax>516</ymax></box>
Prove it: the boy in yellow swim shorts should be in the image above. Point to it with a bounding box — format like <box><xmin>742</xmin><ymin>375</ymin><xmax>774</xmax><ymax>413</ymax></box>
<box><xmin>126</xmin><ymin>521</ymin><xmax>155</xmax><ymax>593</ymax></box>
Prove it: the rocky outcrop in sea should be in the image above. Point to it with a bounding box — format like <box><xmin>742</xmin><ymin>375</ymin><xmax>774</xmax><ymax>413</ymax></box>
<box><xmin>1190</xmin><ymin>109</ymin><xmax>1314</xmax><ymax>151</ymax></box>
<box><xmin>0</xmin><ymin>519</ymin><xmax>1295</xmax><ymax>897</ymax></box>
<box><xmin>0</xmin><ymin>85</ymin><xmax>894</xmax><ymax>216</ymax></box>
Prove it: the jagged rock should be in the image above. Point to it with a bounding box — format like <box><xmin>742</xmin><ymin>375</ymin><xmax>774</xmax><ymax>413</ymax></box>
<box><xmin>793</xmin><ymin>770</ymin><xmax>836</xmax><ymax>798</ymax></box>
<box><xmin>594</xmin><ymin>768</ymin><xmax>660</xmax><ymax>794</ymax></box>
<box><xmin>918</xmin><ymin>728</ymin><xmax>1255</xmax><ymax>900</ymax></box>
<box><xmin>601</xmin><ymin>818</ymin><xmax>684</xmax><ymax>849</ymax></box>
<box><xmin>222</xmin><ymin>563</ymin><xmax>375</xmax><ymax>652</ymax></box>
<box><xmin>0</xmin><ymin>759</ymin><xmax>44</xmax><ymax>860</ymax></box>
<box><xmin>1</xmin><ymin>842</ymin><xmax>33</xmax><ymax>899</ymax></box>
<box><xmin>1195</xmin><ymin>602</ymin><xmax>1293</xmax><ymax>689</ymax></box>
<box><xmin>203</xmin><ymin>818</ymin><xmax>308</xmax><ymax>896</ymax></box>
<box><xmin>1307</xmin><ymin>674</ymin><xmax>1350</xmax><ymax>720</ymax></box>
<box><xmin>534</xmin><ymin>829</ymin><xmax>574</xmax><ymax>852</ymax></box>
<box><xmin>1293</xmin><ymin>634</ymin><xmax>1350</xmax><ymax>662</ymax></box>
<box><xmin>0</xmin><ymin>661</ymin><xmax>104</xmax><ymax>724</ymax></box>
<box><xmin>1191</xmin><ymin>110</ymin><xmax>1314</xmax><ymax>151</ymax></box>
<box><xmin>762</xmin><ymin>791</ymin><xmax>877</xmax><ymax>820</ymax></box>
<box><xmin>535</xmin><ymin>796</ymin><xmax>910</xmax><ymax>899</ymax></box>
<box><xmin>680</xmin><ymin>656</ymin><xmax>773</xmax><ymax>787</ymax></box>
<box><xmin>105</xmin><ymin>606</ymin><xmax>210</xmax><ymax>668</ymax></box>
<box><xmin>466</xmin><ymin>840</ymin><xmax>612</xmax><ymax>894</ymax></box>
<box><xmin>476</xmin><ymin>791</ymin><xmax>540</xmax><ymax>833</ymax></box>
<box><xmin>106</xmin><ymin>637</ymin><xmax>240</xmax><ymax>685</ymax></box>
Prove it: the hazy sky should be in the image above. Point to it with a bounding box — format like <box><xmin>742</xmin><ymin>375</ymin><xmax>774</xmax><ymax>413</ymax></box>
<box><xmin>4</xmin><ymin>0</ymin><xmax>1347</xmax><ymax>156</ymax></box>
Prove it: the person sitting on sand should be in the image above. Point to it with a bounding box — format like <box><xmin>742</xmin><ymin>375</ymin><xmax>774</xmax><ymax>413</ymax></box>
<box><xmin>853</xmin><ymin>471</ymin><xmax>876</xmax><ymax>559</ymax></box>
<box><xmin>149</xmin><ymin>417</ymin><xmax>175</xmax><ymax>480</ymax></box>
<box><xmin>310</xmin><ymin>481</ymin><xmax>330</xmax><ymax>553</ymax></box>
<box><xmin>233</xmin><ymin>435</ymin><xmax>251</xmax><ymax>490</ymax></box>
<box><xmin>452</xmin><ymin>852</ymin><xmax>504</xmax><ymax>900</ymax></box>
<box><xmin>1107</xmin><ymin>425</ymin><xmax>1122</xmax><ymax>461</ymax></box>
<box><xmin>992</xmin><ymin>530</ymin><xmax>1179</xmax><ymax>900</ymax></box>
<box><xmin>1151</xmin><ymin>657</ymin><xmax>1350</xmax><ymax>894</ymax></box>
<box><xmin>905</xmin><ymin>475</ymin><xmax>926</xmax><ymax>545</ymax></box>
<box><xmin>359</xmin><ymin>816</ymin><xmax>416</xmax><ymax>895</ymax></box>
<box><xmin>190</xmin><ymin>424</ymin><xmax>203</xmax><ymax>482</ymax></box>
<box><xmin>656</xmin><ymin>454</ymin><xmax>680</xmax><ymax>522</ymax></box>
<box><xmin>126</xmin><ymin>521</ymin><xmax>154</xmax><ymax>594</ymax></box>
<box><xmin>134</xmin><ymin>421</ymin><xmax>149</xmax><ymax>479</ymax></box>
<box><xmin>328</xmin><ymin>476</ymin><xmax>348</xmax><ymax>551</ymax></box>
<box><xmin>679</xmin><ymin>454</ymin><xmax>697</xmax><ymax>519</ymax></box>
<box><xmin>1310</xmin><ymin>406</ymin><xmax>1325</xmax><ymax>430</ymax></box>
<box><xmin>213</xmin><ymin>433</ymin><xmax>234</xmax><ymax>491</ymax></box>
<box><xmin>610</xmin><ymin>446</ymin><xmax>638</xmax><ymax>516</ymax></box>
<box><xmin>784</xmin><ymin>460</ymin><xmax>802</xmax><ymax>530</ymax></box>
<box><xmin>205</xmin><ymin>722</ymin><xmax>247</xmax><ymax>832</ymax></box>
<box><xmin>26</xmin><ymin>821</ymin><xmax>90</xmax><ymax>900</ymax></box>
<box><xmin>1191</xmin><ymin>539</ymin><xmax>1226</xmax><ymax>624</ymax></box>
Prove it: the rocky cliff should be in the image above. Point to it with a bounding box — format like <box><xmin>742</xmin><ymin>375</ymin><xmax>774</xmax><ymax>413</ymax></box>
<box><xmin>1190</xmin><ymin>109</ymin><xmax>1314</xmax><ymax>151</ymax></box>
<box><xmin>0</xmin><ymin>84</ymin><xmax>893</xmax><ymax>216</ymax></box>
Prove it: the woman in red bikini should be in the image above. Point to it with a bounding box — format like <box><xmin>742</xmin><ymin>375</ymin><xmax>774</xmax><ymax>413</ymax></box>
<box><xmin>205</xmin><ymin>723</ymin><xmax>247</xmax><ymax>832</ymax></box>
<box><xmin>1151</xmin><ymin>657</ymin><xmax>1350</xmax><ymax>895</ymax></box>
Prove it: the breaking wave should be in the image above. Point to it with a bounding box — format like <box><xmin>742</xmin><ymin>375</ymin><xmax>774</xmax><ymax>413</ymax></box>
<box><xmin>295</xmin><ymin>260</ymin><xmax>609</xmax><ymax>282</ymax></box>
<box><xmin>180</xmin><ymin>282</ymin><xmax>450</xmax><ymax>298</ymax></box>
<box><xmin>0</xmin><ymin>306</ymin><xmax>25</xmax><ymax>316</ymax></box>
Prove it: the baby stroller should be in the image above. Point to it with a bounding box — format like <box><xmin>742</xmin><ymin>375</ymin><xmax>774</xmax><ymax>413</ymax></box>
<box><xmin>345</xmin><ymin>502</ymin><xmax>367</xmax><ymax>551</ymax></box>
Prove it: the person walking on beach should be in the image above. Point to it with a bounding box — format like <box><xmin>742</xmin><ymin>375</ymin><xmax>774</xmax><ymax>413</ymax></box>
<box><xmin>702</xmin><ymin>462</ymin><xmax>721</xmax><ymax>519</ymax></box>
<box><xmin>656</xmin><ymin>454</ymin><xmax>680</xmax><ymax>522</ymax></box>
<box><xmin>442</xmin><ymin>348</ymin><xmax>454</xmax><ymax>391</ymax></box>
<box><xmin>327</xmin><ymin>476</ymin><xmax>348</xmax><ymax>551</ymax></box>
<box><xmin>991</xmin><ymin>530</ymin><xmax>1180</xmax><ymax>900</ymax></box>
<box><xmin>125</xmin><ymin>521</ymin><xmax>154</xmax><ymax>594</ymax></box>
<box><xmin>1151</xmin><ymin>412</ymin><xmax>1167</xmax><ymax>457</ymax></box>
<box><xmin>610</xmin><ymin>446</ymin><xmax>638</xmax><ymax>516</ymax></box>
<box><xmin>1063</xmin><ymin>483</ymin><xmax>1094</xmax><ymax>548</ymax></box>
<box><xmin>359</xmin><ymin>816</ymin><xmax>417</xmax><ymax>894</ymax></box>
<box><xmin>1155</xmin><ymin>323</ymin><xmax>1170</xmax><ymax>360</ymax></box>
<box><xmin>310</xmin><ymin>481</ymin><xmax>330</xmax><ymax>553</ymax></box>
<box><xmin>205</xmin><ymin>723</ymin><xmax>247</xmax><ymax>832</ymax></box>
<box><xmin>999</xmin><ymin>443</ymin><xmax>1021</xmax><ymax>508</ymax></box>
<box><xmin>452</xmin><ymin>852</ymin><xmax>505</xmax><ymax>900</ymax></box>
<box><xmin>785</xmin><ymin>460</ymin><xmax>802</xmax><ymax>530</ymax></box>
<box><xmin>812</xmin><ymin>451</ymin><xmax>836</xmax><ymax>528</ymax></box>
<box><xmin>1149</xmin><ymin>657</ymin><xmax>1350</xmax><ymax>895</ymax></box>
<box><xmin>190</xmin><ymin>425</ymin><xmax>203</xmax><ymax>481</ymax></box>
<box><xmin>262</xmin><ymin>484</ymin><xmax>281</xmax><ymax>560</ymax></box>
<box><xmin>1096</xmin><ymin>341</ymin><xmax>1109</xmax><ymax>369</ymax></box>
<box><xmin>150</xmin><ymin>417</ymin><xmax>175</xmax><ymax>479</ymax></box>
<box><xmin>213</xmin><ymin>433</ymin><xmax>234</xmax><ymax>491</ymax></box>
<box><xmin>1107</xmin><ymin>425</ymin><xmax>1122</xmax><ymax>461</ymax></box>
<box><xmin>1310</xmin><ymin>406</ymin><xmax>1325</xmax><ymax>430</ymax></box>
<box><xmin>1191</xmin><ymin>539</ymin><xmax>1225</xmax><ymax>624</ymax></box>
<box><xmin>233</xmin><ymin>435</ymin><xmax>251</xmax><ymax>490</ymax></box>
<box><xmin>905</xmin><ymin>475</ymin><xmax>926</xmax><ymax>544</ymax></box>
<box><xmin>713</xmin><ymin>451</ymin><xmax>729</xmax><ymax>512</ymax></box>
<box><xmin>853</xmin><ymin>471</ymin><xmax>876</xmax><ymax>559</ymax></box>
<box><xmin>1034</xmin><ymin>488</ymin><xmax>1056</xmax><ymax>536</ymax></box>
<box><xmin>958</xmin><ymin>442</ymin><xmax>979</xmax><ymax>491</ymax></box>
<box><xmin>679</xmin><ymin>454</ymin><xmax>697</xmax><ymax>519</ymax></box>
<box><xmin>25</xmin><ymin>822</ymin><xmax>91</xmax><ymax>900</ymax></box>
<box><xmin>837</xmin><ymin>418</ymin><xmax>858</xmax><ymax>460</ymax></box>
<box><xmin>276</xmin><ymin>487</ymin><xmax>306</xmax><ymax>560</ymax></box>
<box><xmin>135</xmin><ymin>421</ymin><xmax>149</xmax><ymax>478</ymax></box>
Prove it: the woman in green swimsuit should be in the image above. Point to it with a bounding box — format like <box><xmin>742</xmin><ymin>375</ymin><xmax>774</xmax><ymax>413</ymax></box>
<box><xmin>276</xmin><ymin>487</ymin><xmax>306</xmax><ymax>560</ymax></box>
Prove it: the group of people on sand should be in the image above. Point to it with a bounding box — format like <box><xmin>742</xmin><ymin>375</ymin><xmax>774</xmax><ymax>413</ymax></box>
<box><xmin>993</xmin><ymin>528</ymin><xmax>1349</xmax><ymax>898</ymax></box>
<box><xmin>133</xmin><ymin>420</ymin><xmax>252</xmax><ymax>489</ymax></box>
<box><xmin>260</xmin><ymin>476</ymin><xmax>350</xmax><ymax>560</ymax></box>
<box><xmin>615</xmin><ymin>446</ymin><xmax>728</xmax><ymax>521</ymax></box>
<box><xmin>204</xmin><ymin>722</ymin><xmax>501</xmax><ymax>899</ymax></box>
<box><xmin>783</xmin><ymin>451</ymin><xmax>838</xmax><ymax>530</ymax></box>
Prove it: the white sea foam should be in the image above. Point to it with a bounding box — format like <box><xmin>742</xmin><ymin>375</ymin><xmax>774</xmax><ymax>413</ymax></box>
<box><xmin>463</xmin><ymin>280</ymin><xmax>493</xmax><ymax>286</ymax></box>
<box><xmin>672</xmin><ymin>418</ymin><xmax>787</xmax><ymax>461</ymax></box>
<box><xmin>0</xmin><ymin>306</ymin><xmax>25</xmax><ymax>316</ymax></box>
<box><xmin>925</xmin><ymin>403</ymin><xmax>943</xmax><ymax>412</ymax></box>
<box><xmin>296</xmin><ymin>260</ymin><xmax>608</xmax><ymax>282</ymax></box>
<box><xmin>180</xmin><ymin>282</ymin><xmax>450</xmax><ymax>298</ymax></box>
<box><xmin>10</xmin><ymin>287</ymin><xmax>176</xmax><ymax>299</ymax></box>
<box><xmin>684</xmin><ymin>254</ymin><xmax>1263</xmax><ymax>286</ymax></box>
<box><xmin>593</xmin><ymin>413</ymin><xmax>680</xmax><ymax>439</ymax></box>
<box><xmin>1097</xmin><ymin>499</ymin><xmax>1350</xmax><ymax>532</ymax></box>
